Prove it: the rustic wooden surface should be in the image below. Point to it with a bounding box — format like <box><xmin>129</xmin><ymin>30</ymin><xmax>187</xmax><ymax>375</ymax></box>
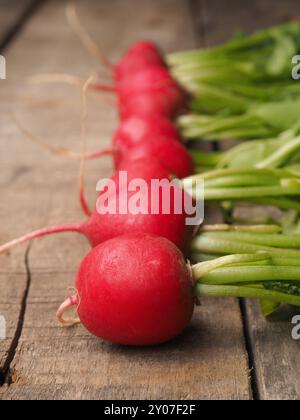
<box><xmin>0</xmin><ymin>0</ymin><xmax>299</xmax><ymax>401</ymax></box>
<box><xmin>201</xmin><ymin>0</ymin><xmax>300</xmax><ymax>401</ymax></box>
<box><xmin>0</xmin><ymin>0</ymin><xmax>250</xmax><ymax>400</ymax></box>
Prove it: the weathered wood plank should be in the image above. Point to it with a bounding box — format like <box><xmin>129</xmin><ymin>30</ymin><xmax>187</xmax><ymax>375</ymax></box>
<box><xmin>0</xmin><ymin>0</ymin><xmax>43</xmax><ymax>385</ymax></box>
<box><xmin>0</xmin><ymin>0</ymin><xmax>250</xmax><ymax>400</ymax></box>
<box><xmin>198</xmin><ymin>0</ymin><xmax>300</xmax><ymax>400</ymax></box>
<box><xmin>0</xmin><ymin>0</ymin><xmax>41</xmax><ymax>49</ymax></box>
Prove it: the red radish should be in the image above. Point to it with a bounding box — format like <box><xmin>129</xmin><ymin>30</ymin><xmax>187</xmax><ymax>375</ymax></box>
<box><xmin>61</xmin><ymin>5</ymin><xmax>188</xmax><ymax>115</ymax></box>
<box><xmin>111</xmin><ymin>157</ymin><xmax>172</xmax><ymax>186</ymax></box>
<box><xmin>117</xmin><ymin>66</ymin><xmax>186</xmax><ymax>118</ymax></box>
<box><xmin>112</xmin><ymin>116</ymin><xmax>181</xmax><ymax>167</ymax></box>
<box><xmin>115</xmin><ymin>41</ymin><xmax>166</xmax><ymax>81</ymax></box>
<box><xmin>113</xmin><ymin>115</ymin><xmax>181</xmax><ymax>150</ymax></box>
<box><xmin>119</xmin><ymin>90</ymin><xmax>185</xmax><ymax>119</ymax></box>
<box><xmin>94</xmin><ymin>67</ymin><xmax>186</xmax><ymax>118</ymax></box>
<box><xmin>120</xmin><ymin>135</ymin><xmax>194</xmax><ymax>179</ymax></box>
<box><xmin>86</xmin><ymin>181</ymin><xmax>194</xmax><ymax>252</ymax></box>
<box><xmin>117</xmin><ymin>66</ymin><xmax>181</xmax><ymax>95</ymax></box>
<box><xmin>57</xmin><ymin>234</ymin><xmax>195</xmax><ymax>345</ymax></box>
<box><xmin>83</xmin><ymin>133</ymin><xmax>192</xmax><ymax>179</ymax></box>
<box><xmin>0</xmin><ymin>168</ymin><xmax>195</xmax><ymax>255</ymax></box>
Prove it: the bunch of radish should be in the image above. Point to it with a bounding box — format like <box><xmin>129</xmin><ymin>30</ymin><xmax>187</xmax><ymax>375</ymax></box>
<box><xmin>1</xmin><ymin>38</ymin><xmax>203</xmax><ymax>345</ymax></box>
<box><xmin>5</xmin><ymin>7</ymin><xmax>300</xmax><ymax>348</ymax></box>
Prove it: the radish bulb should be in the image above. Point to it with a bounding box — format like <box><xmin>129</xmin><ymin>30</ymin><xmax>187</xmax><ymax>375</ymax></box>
<box><xmin>0</xmin><ymin>163</ymin><xmax>195</xmax><ymax>255</ymax></box>
<box><xmin>58</xmin><ymin>234</ymin><xmax>195</xmax><ymax>345</ymax></box>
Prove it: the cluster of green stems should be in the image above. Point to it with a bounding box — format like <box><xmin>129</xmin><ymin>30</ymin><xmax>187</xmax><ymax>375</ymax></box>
<box><xmin>191</xmin><ymin>225</ymin><xmax>300</xmax><ymax>315</ymax></box>
<box><xmin>183</xmin><ymin>167</ymin><xmax>300</xmax><ymax>212</ymax></box>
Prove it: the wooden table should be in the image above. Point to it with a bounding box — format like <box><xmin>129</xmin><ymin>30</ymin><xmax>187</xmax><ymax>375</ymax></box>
<box><xmin>0</xmin><ymin>0</ymin><xmax>299</xmax><ymax>400</ymax></box>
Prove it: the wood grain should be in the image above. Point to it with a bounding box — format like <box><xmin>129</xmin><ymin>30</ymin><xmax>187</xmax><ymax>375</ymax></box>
<box><xmin>199</xmin><ymin>0</ymin><xmax>300</xmax><ymax>400</ymax></box>
<box><xmin>0</xmin><ymin>0</ymin><xmax>41</xmax><ymax>49</ymax></box>
<box><xmin>0</xmin><ymin>0</ymin><xmax>250</xmax><ymax>400</ymax></box>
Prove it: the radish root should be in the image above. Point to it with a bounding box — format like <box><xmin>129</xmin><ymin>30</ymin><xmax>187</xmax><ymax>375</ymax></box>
<box><xmin>13</xmin><ymin>115</ymin><xmax>116</xmax><ymax>161</ymax></box>
<box><xmin>29</xmin><ymin>73</ymin><xmax>86</xmax><ymax>88</ymax></box>
<box><xmin>78</xmin><ymin>76</ymin><xmax>94</xmax><ymax>217</ymax></box>
<box><xmin>12</xmin><ymin>114</ymin><xmax>87</xmax><ymax>160</ymax></box>
<box><xmin>66</xmin><ymin>2</ymin><xmax>114</xmax><ymax>72</ymax></box>
<box><xmin>0</xmin><ymin>225</ymin><xmax>81</xmax><ymax>255</ymax></box>
<box><xmin>56</xmin><ymin>294</ymin><xmax>81</xmax><ymax>326</ymax></box>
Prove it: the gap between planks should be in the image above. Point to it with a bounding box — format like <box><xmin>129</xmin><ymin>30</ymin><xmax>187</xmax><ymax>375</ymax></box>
<box><xmin>0</xmin><ymin>0</ymin><xmax>45</xmax><ymax>52</ymax></box>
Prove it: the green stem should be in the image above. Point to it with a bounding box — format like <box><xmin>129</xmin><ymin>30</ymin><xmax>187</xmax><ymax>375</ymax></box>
<box><xmin>201</xmin><ymin>224</ymin><xmax>282</xmax><ymax>233</ymax></box>
<box><xmin>201</xmin><ymin>231</ymin><xmax>300</xmax><ymax>248</ymax></box>
<box><xmin>192</xmin><ymin>236</ymin><xmax>300</xmax><ymax>258</ymax></box>
<box><xmin>192</xmin><ymin>253</ymin><xmax>270</xmax><ymax>279</ymax></box>
<box><xmin>190</xmin><ymin>150</ymin><xmax>222</xmax><ymax>167</ymax></box>
<box><xmin>251</xmin><ymin>197</ymin><xmax>300</xmax><ymax>211</ymax></box>
<box><xmin>200</xmin><ymin>266</ymin><xmax>300</xmax><ymax>285</ymax></box>
<box><xmin>193</xmin><ymin>167</ymin><xmax>280</xmax><ymax>181</ymax></box>
<box><xmin>256</xmin><ymin>136</ymin><xmax>300</xmax><ymax>169</ymax></box>
<box><xmin>204</xmin><ymin>186</ymin><xmax>300</xmax><ymax>200</ymax></box>
<box><xmin>205</xmin><ymin>175</ymin><xmax>279</xmax><ymax>188</ymax></box>
<box><xmin>196</xmin><ymin>283</ymin><xmax>300</xmax><ymax>306</ymax></box>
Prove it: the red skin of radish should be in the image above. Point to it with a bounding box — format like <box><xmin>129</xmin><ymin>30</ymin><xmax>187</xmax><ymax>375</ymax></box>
<box><xmin>0</xmin><ymin>160</ymin><xmax>194</xmax><ymax>255</ymax></box>
<box><xmin>119</xmin><ymin>89</ymin><xmax>186</xmax><ymax>119</ymax></box>
<box><xmin>118</xmin><ymin>135</ymin><xmax>194</xmax><ymax>179</ymax></box>
<box><xmin>115</xmin><ymin>42</ymin><xmax>165</xmax><ymax>81</ymax></box>
<box><xmin>112</xmin><ymin>116</ymin><xmax>181</xmax><ymax>167</ymax></box>
<box><xmin>82</xmin><ymin>178</ymin><xmax>194</xmax><ymax>254</ymax></box>
<box><xmin>75</xmin><ymin>234</ymin><xmax>195</xmax><ymax>345</ymax></box>
<box><xmin>118</xmin><ymin>66</ymin><xmax>186</xmax><ymax>118</ymax></box>
<box><xmin>82</xmin><ymin>159</ymin><xmax>194</xmax><ymax>253</ymax></box>
<box><xmin>111</xmin><ymin>157</ymin><xmax>172</xmax><ymax>185</ymax></box>
<box><xmin>117</xmin><ymin>66</ymin><xmax>180</xmax><ymax>96</ymax></box>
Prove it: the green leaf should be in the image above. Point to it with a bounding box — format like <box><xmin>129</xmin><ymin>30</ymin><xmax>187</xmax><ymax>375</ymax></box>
<box><xmin>259</xmin><ymin>299</ymin><xmax>280</xmax><ymax>317</ymax></box>
<box><xmin>263</xmin><ymin>281</ymin><xmax>300</xmax><ymax>297</ymax></box>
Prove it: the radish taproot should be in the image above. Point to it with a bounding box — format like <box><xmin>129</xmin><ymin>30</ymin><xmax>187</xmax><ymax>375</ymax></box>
<box><xmin>66</xmin><ymin>4</ymin><xmax>165</xmax><ymax>81</ymax></box>
<box><xmin>57</xmin><ymin>233</ymin><xmax>195</xmax><ymax>345</ymax></box>
<box><xmin>66</xmin><ymin>5</ymin><xmax>186</xmax><ymax>115</ymax></box>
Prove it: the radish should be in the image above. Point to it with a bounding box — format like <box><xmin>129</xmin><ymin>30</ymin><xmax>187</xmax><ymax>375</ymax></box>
<box><xmin>77</xmin><ymin>132</ymin><xmax>193</xmax><ymax>179</ymax></box>
<box><xmin>0</xmin><ymin>168</ymin><xmax>195</xmax><ymax>255</ymax></box>
<box><xmin>112</xmin><ymin>157</ymin><xmax>172</xmax><ymax>185</ymax></box>
<box><xmin>117</xmin><ymin>66</ymin><xmax>183</xmax><ymax>97</ymax></box>
<box><xmin>56</xmin><ymin>235</ymin><xmax>300</xmax><ymax>342</ymax></box>
<box><xmin>115</xmin><ymin>41</ymin><xmax>166</xmax><ymax>81</ymax></box>
<box><xmin>66</xmin><ymin>5</ymin><xmax>166</xmax><ymax>83</ymax></box>
<box><xmin>57</xmin><ymin>233</ymin><xmax>195</xmax><ymax>345</ymax></box>
<box><xmin>113</xmin><ymin>115</ymin><xmax>181</xmax><ymax>151</ymax></box>
<box><xmin>119</xmin><ymin>90</ymin><xmax>184</xmax><ymax>119</ymax></box>
<box><xmin>112</xmin><ymin>116</ymin><xmax>181</xmax><ymax>166</ymax></box>
<box><xmin>117</xmin><ymin>66</ymin><xmax>186</xmax><ymax>118</ymax></box>
<box><xmin>31</xmin><ymin>7</ymin><xmax>188</xmax><ymax>125</ymax></box>
<box><xmin>120</xmin><ymin>136</ymin><xmax>194</xmax><ymax>179</ymax></box>
<box><xmin>66</xmin><ymin>4</ymin><xmax>165</xmax><ymax>81</ymax></box>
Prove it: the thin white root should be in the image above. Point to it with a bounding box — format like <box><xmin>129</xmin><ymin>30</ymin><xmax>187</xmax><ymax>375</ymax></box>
<box><xmin>28</xmin><ymin>73</ymin><xmax>85</xmax><ymax>87</ymax></box>
<box><xmin>78</xmin><ymin>75</ymin><xmax>95</xmax><ymax>216</ymax></box>
<box><xmin>56</xmin><ymin>295</ymin><xmax>81</xmax><ymax>326</ymax></box>
<box><xmin>12</xmin><ymin>114</ymin><xmax>83</xmax><ymax>159</ymax></box>
<box><xmin>28</xmin><ymin>73</ymin><xmax>115</xmax><ymax>94</ymax></box>
<box><xmin>66</xmin><ymin>2</ymin><xmax>114</xmax><ymax>71</ymax></box>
